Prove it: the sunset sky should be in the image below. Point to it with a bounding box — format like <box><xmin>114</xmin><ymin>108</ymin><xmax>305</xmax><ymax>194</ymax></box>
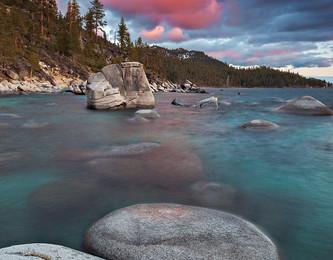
<box><xmin>59</xmin><ymin>0</ymin><xmax>333</xmax><ymax>80</ymax></box>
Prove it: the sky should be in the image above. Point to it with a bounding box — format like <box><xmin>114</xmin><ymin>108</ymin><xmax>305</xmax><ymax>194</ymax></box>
<box><xmin>59</xmin><ymin>0</ymin><xmax>333</xmax><ymax>80</ymax></box>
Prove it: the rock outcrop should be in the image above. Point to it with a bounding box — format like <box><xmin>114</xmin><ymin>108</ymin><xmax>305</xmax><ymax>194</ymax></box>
<box><xmin>84</xmin><ymin>204</ymin><xmax>279</xmax><ymax>260</ymax></box>
<box><xmin>241</xmin><ymin>119</ymin><xmax>280</xmax><ymax>130</ymax></box>
<box><xmin>86</xmin><ymin>62</ymin><xmax>155</xmax><ymax>110</ymax></box>
<box><xmin>0</xmin><ymin>244</ymin><xmax>102</xmax><ymax>260</ymax></box>
<box><xmin>276</xmin><ymin>96</ymin><xmax>333</xmax><ymax>115</ymax></box>
<box><xmin>68</xmin><ymin>81</ymin><xmax>87</xmax><ymax>95</ymax></box>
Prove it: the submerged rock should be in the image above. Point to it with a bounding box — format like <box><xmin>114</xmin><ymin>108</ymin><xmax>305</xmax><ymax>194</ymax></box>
<box><xmin>100</xmin><ymin>143</ymin><xmax>161</xmax><ymax>157</ymax></box>
<box><xmin>22</xmin><ymin>120</ymin><xmax>49</xmax><ymax>129</ymax></box>
<box><xmin>241</xmin><ymin>119</ymin><xmax>279</xmax><ymax>130</ymax></box>
<box><xmin>190</xmin><ymin>181</ymin><xmax>236</xmax><ymax>207</ymax></box>
<box><xmin>135</xmin><ymin>109</ymin><xmax>160</xmax><ymax>120</ymax></box>
<box><xmin>85</xmin><ymin>143</ymin><xmax>203</xmax><ymax>189</ymax></box>
<box><xmin>0</xmin><ymin>244</ymin><xmax>102</xmax><ymax>260</ymax></box>
<box><xmin>84</xmin><ymin>204</ymin><xmax>279</xmax><ymax>260</ymax></box>
<box><xmin>0</xmin><ymin>122</ymin><xmax>9</xmax><ymax>127</ymax></box>
<box><xmin>0</xmin><ymin>152</ymin><xmax>22</xmax><ymax>164</ymax></box>
<box><xmin>276</xmin><ymin>96</ymin><xmax>333</xmax><ymax>116</ymax></box>
<box><xmin>62</xmin><ymin>142</ymin><xmax>161</xmax><ymax>161</ymax></box>
<box><xmin>87</xmin><ymin>62</ymin><xmax>155</xmax><ymax>110</ymax></box>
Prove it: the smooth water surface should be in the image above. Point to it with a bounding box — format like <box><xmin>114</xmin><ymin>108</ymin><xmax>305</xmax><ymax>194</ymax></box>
<box><xmin>0</xmin><ymin>88</ymin><xmax>333</xmax><ymax>259</ymax></box>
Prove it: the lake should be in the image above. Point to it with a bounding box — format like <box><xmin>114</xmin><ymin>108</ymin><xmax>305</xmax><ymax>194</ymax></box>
<box><xmin>0</xmin><ymin>88</ymin><xmax>333</xmax><ymax>260</ymax></box>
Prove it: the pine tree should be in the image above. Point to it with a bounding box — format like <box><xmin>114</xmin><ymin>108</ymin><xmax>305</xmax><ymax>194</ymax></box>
<box><xmin>89</xmin><ymin>0</ymin><xmax>106</xmax><ymax>42</ymax></box>
<box><xmin>135</xmin><ymin>37</ymin><xmax>143</xmax><ymax>48</ymax></box>
<box><xmin>65</xmin><ymin>0</ymin><xmax>81</xmax><ymax>54</ymax></box>
<box><xmin>66</xmin><ymin>0</ymin><xmax>81</xmax><ymax>31</ymax></box>
<box><xmin>117</xmin><ymin>17</ymin><xmax>131</xmax><ymax>60</ymax></box>
<box><xmin>32</xmin><ymin>0</ymin><xmax>58</xmax><ymax>38</ymax></box>
<box><xmin>84</xmin><ymin>9</ymin><xmax>95</xmax><ymax>42</ymax></box>
<box><xmin>55</xmin><ymin>14</ymin><xmax>71</xmax><ymax>56</ymax></box>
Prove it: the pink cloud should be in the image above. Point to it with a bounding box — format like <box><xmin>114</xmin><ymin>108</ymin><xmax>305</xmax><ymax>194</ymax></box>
<box><xmin>141</xmin><ymin>26</ymin><xmax>165</xmax><ymax>41</ymax></box>
<box><xmin>206</xmin><ymin>50</ymin><xmax>242</xmax><ymax>59</ymax></box>
<box><xmin>168</xmin><ymin>27</ymin><xmax>186</xmax><ymax>42</ymax></box>
<box><xmin>253</xmin><ymin>49</ymin><xmax>298</xmax><ymax>58</ymax></box>
<box><xmin>102</xmin><ymin>0</ymin><xmax>223</xmax><ymax>29</ymax></box>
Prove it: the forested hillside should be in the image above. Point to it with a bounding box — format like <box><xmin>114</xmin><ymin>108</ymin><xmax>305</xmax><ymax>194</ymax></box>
<box><xmin>0</xmin><ymin>0</ymin><xmax>330</xmax><ymax>88</ymax></box>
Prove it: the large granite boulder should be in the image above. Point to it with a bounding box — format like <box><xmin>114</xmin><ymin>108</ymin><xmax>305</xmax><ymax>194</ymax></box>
<box><xmin>0</xmin><ymin>244</ymin><xmax>102</xmax><ymax>260</ymax></box>
<box><xmin>276</xmin><ymin>96</ymin><xmax>333</xmax><ymax>115</ymax></box>
<box><xmin>87</xmin><ymin>62</ymin><xmax>155</xmax><ymax>110</ymax></box>
<box><xmin>84</xmin><ymin>204</ymin><xmax>279</xmax><ymax>260</ymax></box>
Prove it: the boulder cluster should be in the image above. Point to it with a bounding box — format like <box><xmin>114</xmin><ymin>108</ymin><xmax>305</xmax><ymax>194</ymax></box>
<box><xmin>150</xmin><ymin>79</ymin><xmax>207</xmax><ymax>94</ymax></box>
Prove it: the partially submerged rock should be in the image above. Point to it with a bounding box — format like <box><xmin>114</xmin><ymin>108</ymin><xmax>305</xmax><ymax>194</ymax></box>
<box><xmin>241</xmin><ymin>119</ymin><xmax>279</xmax><ymax>130</ymax></box>
<box><xmin>276</xmin><ymin>96</ymin><xmax>333</xmax><ymax>116</ymax></box>
<box><xmin>135</xmin><ymin>109</ymin><xmax>160</xmax><ymax>120</ymax></box>
<box><xmin>0</xmin><ymin>113</ymin><xmax>21</xmax><ymax>119</ymax></box>
<box><xmin>84</xmin><ymin>204</ymin><xmax>279</xmax><ymax>260</ymax></box>
<box><xmin>197</xmin><ymin>96</ymin><xmax>219</xmax><ymax>109</ymax></box>
<box><xmin>0</xmin><ymin>244</ymin><xmax>102</xmax><ymax>260</ymax></box>
<box><xmin>87</xmin><ymin>62</ymin><xmax>155</xmax><ymax>110</ymax></box>
<box><xmin>171</xmin><ymin>98</ymin><xmax>191</xmax><ymax>107</ymax></box>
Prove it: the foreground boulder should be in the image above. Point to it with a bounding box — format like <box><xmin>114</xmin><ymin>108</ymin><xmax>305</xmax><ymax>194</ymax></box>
<box><xmin>0</xmin><ymin>244</ymin><xmax>102</xmax><ymax>260</ymax></box>
<box><xmin>241</xmin><ymin>119</ymin><xmax>279</xmax><ymax>130</ymax></box>
<box><xmin>87</xmin><ymin>62</ymin><xmax>155</xmax><ymax>110</ymax></box>
<box><xmin>276</xmin><ymin>96</ymin><xmax>333</xmax><ymax>115</ymax></box>
<box><xmin>84</xmin><ymin>204</ymin><xmax>279</xmax><ymax>260</ymax></box>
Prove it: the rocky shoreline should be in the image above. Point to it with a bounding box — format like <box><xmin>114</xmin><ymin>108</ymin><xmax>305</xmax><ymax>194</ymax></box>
<box><xmin>0</xmin><ymin>75</ymin><xmax>206</xmax><ymax>96</ymax></box>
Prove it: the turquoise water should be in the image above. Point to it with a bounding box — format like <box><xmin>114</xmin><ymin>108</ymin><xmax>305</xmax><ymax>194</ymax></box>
<box><xmin>0</xmin><ymin>89</ymin><xmax>333</xmax><ymax>259</ymax></box>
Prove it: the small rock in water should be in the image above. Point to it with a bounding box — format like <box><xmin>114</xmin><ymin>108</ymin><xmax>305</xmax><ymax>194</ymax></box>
<box><xmin>241</xmin><ymin>119</ymin><xmax>279</xmax><ymax>130</ymax></box>
<box><xmin>276</xmin><ymin>96</ymin><xmax>333</xmax><ymax>116</ymax></box>
<box><xmin>84</xmin><ymin>204</ymin><xmax>279</xmax><ymax>260</ymax></box>
<box><xmin>0</xmin><ymin>113</ymin><xmax>21</xmax><ymax>119</ymax></box>
<box><xmin>135</xmin><ymin>109</ymin><xmax>160</xmax><ymax>120</ymax></box>
<box><xmin>197</xmin><ymin>96</ymin><xmax>219</xmax><ymax>109</ymax></box>
<box><xmin>22</xmin><ymin>120</ymin><xmax>49</xmax><ymax>129</ymax></box>
<box><xmin>0</xmin><ymin>243</ymin><xmax>103</xmax><ymax>260</ymax></box>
